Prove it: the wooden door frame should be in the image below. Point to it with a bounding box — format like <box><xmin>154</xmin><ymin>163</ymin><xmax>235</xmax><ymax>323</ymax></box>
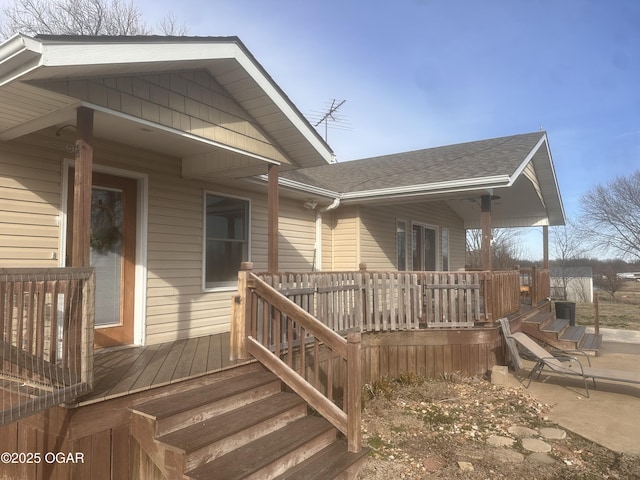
<box><xmin>61</xmin><ymin>161</ymin><xmax>148</xmax><ymax>346</ymax></box>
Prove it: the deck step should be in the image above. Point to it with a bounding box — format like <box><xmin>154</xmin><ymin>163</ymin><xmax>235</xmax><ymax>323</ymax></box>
<box><xmin>159</xmin><ymin>392</ymin><xmax>308</xmax><ymax>471</ymax></box>
<box><xmin>579</xmin><ymin>333</ymin><xmax>603</xmax><ymax>352</ymax></box>
<box><xmin>559</xmin><ymin>325</ymin><xmax>586</xmax><ymax>342</ymax></box>
<box><xmin>522</xmin><ymin>309</ymin><xmax>554</xmax><ymax>325</ymax></box>
<box><xmin>185</xmin><ymin>416</ymin><xmax>336</xmax><ymax>480</ymax></box>
<box><xmin>540</xmin><ymin>318</ymin><xmax>569</xmax><ymax>334</ymax></box>
<box><xmin>131</xmin><ymin>370</ymin><xmax>281</xmax><ymax>436</ymax></box>
<box><xmin>272</xmin><ymin>440</ymin><xmax>369</xmax><ymax>480</ymax></box>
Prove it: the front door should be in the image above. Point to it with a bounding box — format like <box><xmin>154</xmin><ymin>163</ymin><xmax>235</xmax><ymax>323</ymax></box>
<box><xmin>67</xmin><ymin>171</ymin><xmax>137</xmax><ymax>347</ymax></box>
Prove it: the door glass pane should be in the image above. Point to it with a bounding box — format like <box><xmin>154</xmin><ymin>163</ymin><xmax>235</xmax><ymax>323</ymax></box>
<box><xmin>424</xmin><ymin>228</ymin><xmax>436</xmax><ymax>271</ymax></box>
<box><xmin>90</xmin><ymin>187</ymin><xmax>123</xmax><ymax>327</ymax></box>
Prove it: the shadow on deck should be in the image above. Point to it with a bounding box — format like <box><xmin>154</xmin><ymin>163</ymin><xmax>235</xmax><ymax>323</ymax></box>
<box><xmin>78</xmin><ymin>332</ymin><xmax>251</xmax><ymax>406</ymax></box>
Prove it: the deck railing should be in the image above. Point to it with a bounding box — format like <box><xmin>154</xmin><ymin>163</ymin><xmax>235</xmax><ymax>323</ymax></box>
<box><xmin>520</xmin><ymin>267</ymin><xmax>551</xmax><ymax>306</ymax></box>
<box><xmin>231</xmin><ymin>263</ymin><xmax>362</xmax><ymax>453</ymax></box>
<box><xmin>0</xmin><ymin>268</ymin><xmax>95</xmax><ymax>425</ymax></box>
<box><xmin>255</xmin><ymin>266</ymin><xmax>523</xmax><ymax>330</ymax></box>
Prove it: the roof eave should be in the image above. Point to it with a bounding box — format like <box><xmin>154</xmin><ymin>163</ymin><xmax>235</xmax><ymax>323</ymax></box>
<box><xmin>0</xmin><ymin>34</ymin><xmax>334</xmax><ymax>167</ymax></box>
<box><xmin>338</xmin><ymin>175</ymin><xmax>512</xmax><ymax>204</ymax></box>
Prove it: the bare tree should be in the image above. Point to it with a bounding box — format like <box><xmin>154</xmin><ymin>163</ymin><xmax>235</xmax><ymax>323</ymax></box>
<box><xmin>578</xmin><ymin>170</ymin><xmax>640</xmax><ymax>262</ymax></box>
<box><xmin>594</xmin><ymin>268</ymin><xmax>625</xmax><ymax>300</ymax></box>
<box><xmin>465</xmin><ymin>228</ymin><xmax>524</xmax><ymax>270</ymax></box>
<box><xmin>0</xmin><ymin>0</ymin><xmax>187</xmax><ymax>38</ymax></box>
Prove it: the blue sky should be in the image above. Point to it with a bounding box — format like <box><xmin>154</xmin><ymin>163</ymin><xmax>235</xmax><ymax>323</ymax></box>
<box><xmin>138</xmin><ymin>0</ymin><xmax>639</xmax><ymax>259</ymax></box>
<box><xmin>8</xmin><ymin>0</ymin><xmax>640</xmax><ymax>258</ymax></box>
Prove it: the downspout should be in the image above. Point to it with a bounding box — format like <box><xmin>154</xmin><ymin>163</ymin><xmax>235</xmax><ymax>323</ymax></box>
<box><xmin>314</xmin><ymin>197</ymin><xmax>341</xmax><ymax>271</ymax></box>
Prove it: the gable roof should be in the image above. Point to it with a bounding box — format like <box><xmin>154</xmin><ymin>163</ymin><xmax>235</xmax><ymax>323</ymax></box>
<box><xmin>284</xmin><ymin>132</ymin><xmax>543</xmax><ymax>192</ymax></box>
<box><xmin>0</xmin><ymin>34</ymin><xmax>334</xmax><ymax>171</ymax></box>
<box><xmin>281</xmin><ymin>131</ymin><xmax>566</xmax><ymax>228</ymax></box>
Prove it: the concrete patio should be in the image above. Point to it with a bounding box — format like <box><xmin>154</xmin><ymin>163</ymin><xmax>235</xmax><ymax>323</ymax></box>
<box><xmin>507</xmin><ymin>336</ymin><xmax>640</xmax><ymax>456</ymax></box>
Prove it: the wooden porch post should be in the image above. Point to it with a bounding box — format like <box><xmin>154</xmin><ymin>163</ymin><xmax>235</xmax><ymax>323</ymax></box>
<box><xmin>542</xmin><ymin>225</ymin><xmax>549</xmax><ymax>269</ymax></box>
<box><xmin>268</xmin><ymin>164</ymin><xmax>279</xmax><ymax>273</ymax></box>
<box><xmin>480</xmin><ymin>195</ymin><xmax>492</xmax><ymax>272</ymax></box>
<box><xmin>71</xmin><ymin>107</ymin><xmax>94</xmax><ymax>267</ymax></box>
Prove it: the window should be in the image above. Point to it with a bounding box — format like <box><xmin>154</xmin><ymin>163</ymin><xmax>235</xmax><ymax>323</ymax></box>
<box><xmin>396</xmin><ymin>221</ymin><xmax>407</xmax><ymax>270</ymax></box>
<box><xmin>204</xmin><ymin>193</ymin><xmax>249</xmax><ymax>289</ymax></box>
<box><xmin>441</xmin><ymin>228</ymin><xmax>449</xmax><ymax>271</ymax></box>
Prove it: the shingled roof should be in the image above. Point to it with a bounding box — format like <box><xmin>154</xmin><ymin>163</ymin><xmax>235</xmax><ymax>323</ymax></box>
<box><xmin>282</xmin><ymin>131</ymin><xmax>545</xmax><ymax>193</ymax></box>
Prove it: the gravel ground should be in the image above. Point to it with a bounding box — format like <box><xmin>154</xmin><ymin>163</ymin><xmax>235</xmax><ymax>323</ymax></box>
<box><xmin>356</xmin><ymin>373</ymin><xmax>640</xmax><ymax>479</ymax></box>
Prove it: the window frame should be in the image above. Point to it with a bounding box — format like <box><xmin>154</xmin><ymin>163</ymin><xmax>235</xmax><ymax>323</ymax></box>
<box><xmin>411</xmin><ymin>222</ymin><xmax>439</xmax><ymax>271</ymax></box>
<box><xmin>202</xmin><ymin>190</ymin><xmax>251</xmax><ymax>292</ymax></box>
<box><xmin>396</xmin><ymin>219</ymin><xmax>407</xmax><ymax>271</ymax></box>
<box><xmin>441</xmin><ymin>227</ymin><xmax>449</xmax><ymax>271</ymax></box>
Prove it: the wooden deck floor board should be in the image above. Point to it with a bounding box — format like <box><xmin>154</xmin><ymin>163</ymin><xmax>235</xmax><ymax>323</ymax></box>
<box><xmin>78</xmin><ymin>333</ymin><xmax>251</xmax><ymax>405</ymax></box>
<box><xmin>153</xmin><ymin>339</ymin><xmax>188</xmax><ymax>385</ymax></box>
<box><xmin>190</xmin><ymin>336</ymin><xmax>211</xmax><ymax>378</ymax></box>
<box><xmin>207</xmin><ymin>334</ymin><xmax>223</xmax><ymax>372</ymax></box>
<box><xmin>129</xmin><ymin>342</ymin><xmax>175</xmax><ymax>392</ymax></box>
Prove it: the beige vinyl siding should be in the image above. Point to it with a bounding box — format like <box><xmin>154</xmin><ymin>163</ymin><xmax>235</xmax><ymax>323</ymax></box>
<box><xmin>38</xmin><ymin>70</ymin><xmax>289</xmax><ymax>165</ymax></box>
<box><xmin>0</xmin><ymin>131</ymin><xmax>318</xmax><ymax>345</ymax></box>
<box><xmin>0</xmin><ymin>138</ymin><xmax>62</xmax><ymax>267</ymax></box>
<box><xmin>321</xmin><ymin>216</ymin><xmax>333</xmax><ymax>271</ymax></box>
<box><xmin>278</xmin><ymin>201</ymin><xmax>317</xmax><ymax>272</ymax></box>
<box><xmin>358</xmin><ymin>201</ymin><xmax>466</xmax><ymax>271</ymax></box>
<box><xmin>329</xmin><ymin>206</ymin><xmax>359</xmax><ymax>270</ymax></box>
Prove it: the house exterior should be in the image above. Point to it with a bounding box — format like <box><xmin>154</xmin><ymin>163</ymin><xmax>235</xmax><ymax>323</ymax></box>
<box><xmin>0</xmin><ymin>34</ymin><xmax>334</xmax><ymax>349</ymax></box>
<box><xmin>282</xmin><ymin>131</ymin><xmax>565</xmax><ymax>273</ymax></box>
<box><xmin>0</xmin><ymin>34</ymin><xmax>571</xmax><ymax>480</ymax></box>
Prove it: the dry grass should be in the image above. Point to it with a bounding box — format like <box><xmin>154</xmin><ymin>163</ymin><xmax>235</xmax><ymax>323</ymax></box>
<box><xmin>576</xmin><ymin>281</ymin><xmax>640</xmax><ymax>330</ymax></box>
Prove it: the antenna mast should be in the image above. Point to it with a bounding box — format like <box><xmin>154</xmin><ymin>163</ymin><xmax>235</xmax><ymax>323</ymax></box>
<box><xmin>313</xmin><ymin>99</ymin><xmax>347</xmax><ymax>142</ymax></box>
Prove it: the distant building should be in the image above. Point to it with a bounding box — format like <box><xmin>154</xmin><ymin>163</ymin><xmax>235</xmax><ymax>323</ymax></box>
<box><xmin>550</xmin><ymin>266</ymin><xmax>593</xmax><ymax>302</ymax></box>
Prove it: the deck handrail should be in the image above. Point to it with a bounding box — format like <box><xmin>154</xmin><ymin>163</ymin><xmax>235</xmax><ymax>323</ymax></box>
<box><xmin>0</xmin><ymin>267</ymin><xmax>95</xmax><ymax>425</ymax></box>
<box><xmin>231</xmin><ymin>263</ymin><xmax>362</xmax><ymax>453</ymax></box>
<box><xmin>252</xmin><ymin>267</ymin><xmax>525</xmax><ymax>329</ymax></box>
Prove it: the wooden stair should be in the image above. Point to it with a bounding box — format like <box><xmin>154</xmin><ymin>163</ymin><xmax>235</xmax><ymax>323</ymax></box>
<box><xmin>519</xmin><ymin>306</ymin><xmax>603</xmax><ymax>355</ymax></box>
<box><xmin>130</xmin><ymin>365</ymin><xmax>368</xmax><ymax>480</ymax></box>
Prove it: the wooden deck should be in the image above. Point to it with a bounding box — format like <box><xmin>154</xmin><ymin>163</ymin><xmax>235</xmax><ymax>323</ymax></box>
<box><xmin>77</xmin><ymin>332</ymin><xmax>250</xmax><ymax>405</ymax></box>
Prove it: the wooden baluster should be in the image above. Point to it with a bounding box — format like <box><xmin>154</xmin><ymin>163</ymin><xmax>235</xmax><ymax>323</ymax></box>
<box><xmin>346</xmin><ymin>331</ymin><xmax>362</xmax><ymax>452</ymax></box>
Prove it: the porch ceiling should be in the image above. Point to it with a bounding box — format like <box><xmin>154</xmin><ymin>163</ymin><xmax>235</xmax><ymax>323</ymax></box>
<box><xmin>0</xmin><ymin>34</ymin><xmax>333</xmax><ymax>177</ymax></box>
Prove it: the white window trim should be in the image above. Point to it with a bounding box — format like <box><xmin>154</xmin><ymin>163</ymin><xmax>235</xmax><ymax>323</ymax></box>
<box><xmin>396</xmin><ymin>219</ymin><xmax>408</xmax><ymax>271</ymax></box>
<box><xmin>202</xmin><ymin>190</ymin><xmax>252</xmax><ymax>292</ymax></box>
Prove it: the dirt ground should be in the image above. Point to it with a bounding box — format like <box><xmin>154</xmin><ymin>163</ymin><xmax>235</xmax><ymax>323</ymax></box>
<box><xmin>356</xmin><ymin>374</ymin><xmax>640</xmax><ymax>479</ymax></box>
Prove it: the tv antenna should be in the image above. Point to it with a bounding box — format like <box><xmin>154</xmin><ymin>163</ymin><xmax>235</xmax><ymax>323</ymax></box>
<box><xmin>308</xmin><ymin>99</ymin><xmax>350</xmax><ymax>143</ymax></box>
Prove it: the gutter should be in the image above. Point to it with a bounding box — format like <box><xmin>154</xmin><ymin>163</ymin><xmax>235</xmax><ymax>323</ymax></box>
<box><xmin>0</xmin><ymin>34</ymin><xmax>43</xmax><ymax>86</ymax></box>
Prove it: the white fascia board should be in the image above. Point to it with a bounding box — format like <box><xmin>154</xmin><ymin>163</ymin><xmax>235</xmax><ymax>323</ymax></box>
<box><xmin>231</xmin><ymin>49</ymin><xmax>334</xmax><ymax>165</ymax></box>
<box><xmin>508</xmin><ymin>133</ymin><xmax>547</xmax><ymax>185</ymax></box>
<box><xmin>0</xmin><ymin>34</ymin><xmax>43</xmax><ymax>86</ymax></box>
<box><xmin>538</xmin><ymin>136</ymin><xmax>567</xmax><ymax>224</ymax></box>
<box><xmin>339</xmin><ymin>175</ymin><xmax>511</xmax><ymax>203</ymax></box>
<box><xmin>85</xmin><ymin>101</ymin><xmax>281</xmax><ymax>165</ymax></box>
<box><xmin>38</xmin><ymin>40</ymin><xmax>237</xmax><ymax>67</ymax></box>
